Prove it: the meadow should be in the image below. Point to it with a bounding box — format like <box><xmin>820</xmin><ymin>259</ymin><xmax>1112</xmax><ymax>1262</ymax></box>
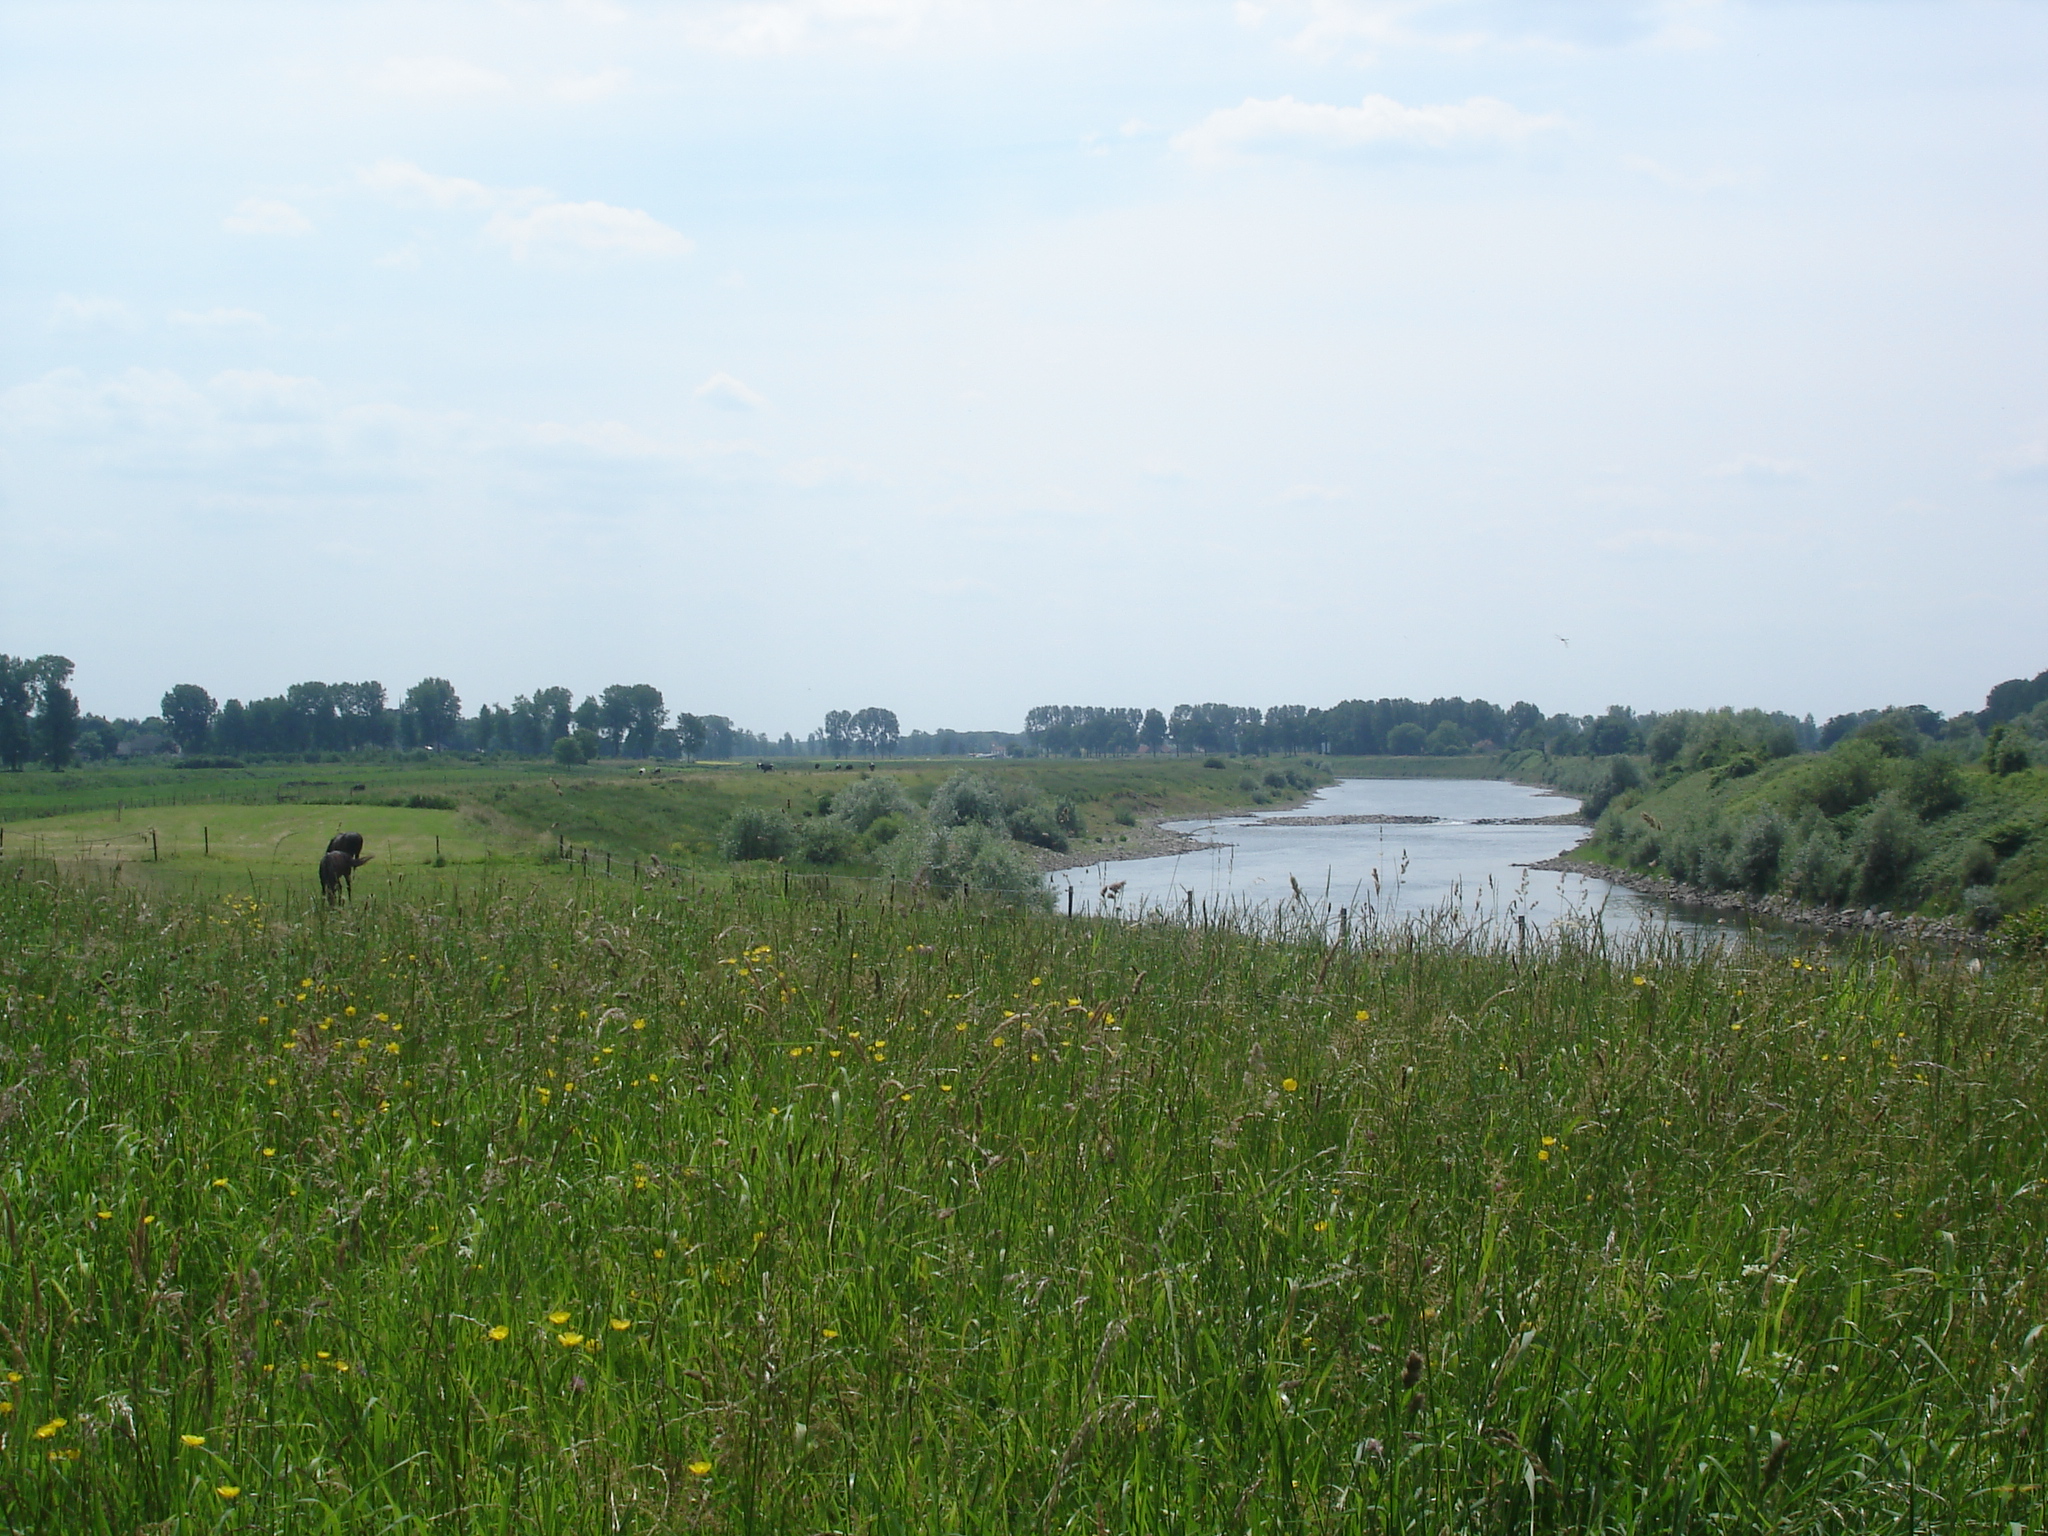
<box><xmin>1</xmin><ymin>855</ymin><xmax>2044</xmax><ymax>1532</ymax></box>
<box><xmin>0</xmin><ymin>754</ymin><xmax>1344</xmax><ymax>897</ymax></box>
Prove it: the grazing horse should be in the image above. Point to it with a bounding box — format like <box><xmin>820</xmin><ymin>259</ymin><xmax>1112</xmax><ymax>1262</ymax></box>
<box><xmin>320</xmin><ymin>833</ymin><xmax>372</xmax><ymax>903</ymax></box>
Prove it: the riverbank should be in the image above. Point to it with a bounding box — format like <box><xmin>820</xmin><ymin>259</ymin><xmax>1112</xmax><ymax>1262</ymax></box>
<box><xmin>1527</xmin><ymin>853</ymin><xmax>1981</xmax><ymax>947</ymax></box>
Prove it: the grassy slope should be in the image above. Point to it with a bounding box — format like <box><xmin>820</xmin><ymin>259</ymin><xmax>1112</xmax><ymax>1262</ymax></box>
<box><xmin>1574</xmin><ymin>751</ymin><xmax>2048</xmax><ymax>919</ymax></box>
<box><xmin>2</xmin><ymin>869</ymin><xmax>2043</xmax><ymax>1531</ymax></box>
<box><xmin>0</xmin><ymin>756</ymin><xmax>1336</xmax><ymax>896</ymax></box>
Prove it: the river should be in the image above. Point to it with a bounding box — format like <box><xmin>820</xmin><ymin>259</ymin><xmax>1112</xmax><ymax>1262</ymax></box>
<box><xmin>1050</xmin><ymin>776</ymin><xmax>1727</xmax><ymax>944</ymax></box>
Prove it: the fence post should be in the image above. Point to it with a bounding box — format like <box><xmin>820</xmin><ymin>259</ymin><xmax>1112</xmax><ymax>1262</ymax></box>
<box><xmin>152</xmin><ymin>830</ymin><xmax>159</xmax><ymax>862</ymax></box>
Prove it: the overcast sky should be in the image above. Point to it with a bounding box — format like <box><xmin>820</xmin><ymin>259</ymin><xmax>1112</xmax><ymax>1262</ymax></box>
<box><xmin>3</xmin><ymin>0</ymin><xmax>2044</xmax><ymax>736</ymax></box>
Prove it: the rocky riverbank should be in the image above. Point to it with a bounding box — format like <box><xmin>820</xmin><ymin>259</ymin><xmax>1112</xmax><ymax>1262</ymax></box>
<box><xmin>1035</xmin><ymin>815</ymin><xmax>1225</xmax><ymax>873</ymax></box>
<box><xmin>1528</xmin><ymin>854</ymin><xmax>1981</xmax><ymax>947</ymax></box>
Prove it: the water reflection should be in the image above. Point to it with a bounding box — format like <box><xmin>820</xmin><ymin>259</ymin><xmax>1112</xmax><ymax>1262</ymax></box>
<box><xmin>1052</xmin><ymin>777</ymin><xmax>1730</xmax><ymax>944</ymax></box>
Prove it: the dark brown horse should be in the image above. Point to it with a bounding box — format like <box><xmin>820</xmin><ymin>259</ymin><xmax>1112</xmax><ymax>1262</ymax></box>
<box><xmin>320</xmin><ymin>834</ymin><xmax>372</xmax><ymax>903</ymax></box>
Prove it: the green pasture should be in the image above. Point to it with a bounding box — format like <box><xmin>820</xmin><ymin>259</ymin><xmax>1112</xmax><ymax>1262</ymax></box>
<box><xmin>1</xmin><ymin>859</ymin><xmax>2043</xmax><ymax>1532</ymax></box>
<box><xmin>1</xmin><ymin>755</ymin><xmax>1338</xmax><ymax>892</ymax></box>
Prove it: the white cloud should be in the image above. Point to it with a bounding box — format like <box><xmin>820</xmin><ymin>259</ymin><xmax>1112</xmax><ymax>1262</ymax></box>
<box><xmin>371</xmin><ymin>56</ymin><xmax>512</xmax><ymax>99</ymax></box>
<box><xmin>223</xmin><ymin>197</ymin><xmax>312</xmax><ymax>236</ymax></box>
<box><xmin>672</xmin><ymin>0</ymin><xmax>947</xmax><ymax>56</ymax></box>
<box><xmin>358</xmin><ymin>161</ymin><xmax>689</xmax><ymax>263</ymax></box>
<box><xmin>49</xmin><ymin>293</ymin><xmax>133</xmax><ymax>328</ymax></box>
<box><xmin>1711</xmin><ymin>455</ymin><xmax>1808</xmax><ymax>486</ymax></box>
<box><xmin>168</xmin><ymin>307</ymin><xmax>267</xmax><ymax>329</ymax></box>
<box><xmin>694</xmin><ymin>373</ymin><xmax>768</xmax><ymax>410</ymax></box>
<box><xmin>1245</xmin><ymin>1</ymin><xmax>1720</xmax><ymax>59</ymax></box>
<box><xmin>359</xmin><ymin>159</ymin><xmax>501</xmax><ymax>210</ymax></box>
<box><xmin>488</xmin><ymin>201</ymin><xmax>693</xmax><ymax>259</ymax></box>
<box><xmin>1173</xmin><ymin>94</ymin><xmax>1561</xmax><ymax>162</ymax></box>
<box><xmin>547</xmin><ymin>69</ymin><xmax>631</xmax><ymax>103</ymax></box>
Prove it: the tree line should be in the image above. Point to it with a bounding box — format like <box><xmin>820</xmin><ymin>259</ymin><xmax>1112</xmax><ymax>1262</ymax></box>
<box><xmin>1020</xmin><ymin>697</ymin><xmax>1799</xmax><ymax>758</ymax></box>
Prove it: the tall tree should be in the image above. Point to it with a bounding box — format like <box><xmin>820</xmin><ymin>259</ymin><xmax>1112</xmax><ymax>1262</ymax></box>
<box><xmin>160</xmin><ymin>684</ymin><xmax>218</xmax><ymax>753</ymax></box>
<box><xmin>0</xmin><ymin>656</ymin><xmax>34</xmax><ymax>771</ymax></box>
<box><xmin>1139</xmin><ymin>708</ymin><xmax>1167</xmax><ymax>754</ymax></box>
<box><xmin>852</xmin><ymin>707</ymin><xmax>900</xmax><ymax>755</ymax></box>
<box><xmin>400</xmin><ymin>677</ymin><xmax>462</xmax><ymax>749</ymax></box>
<box><xmin>534</xmin><ymin>687</ymin><xmax>574</xmax><ymax>746</ymax></box>
<box><xmin>822</xmin><ymin>710</ymin><xmax>853</xmax><ymax>755</ymax></box>
<box><xmin>35</xmin><ymin>656</ymin><xmax>79</xmax><ymax>771</ymax></box>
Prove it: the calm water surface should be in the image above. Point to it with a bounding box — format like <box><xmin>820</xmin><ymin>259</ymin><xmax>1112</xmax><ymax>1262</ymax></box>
<box><xmin>1051</xmin><ymin>777</ymin><xmax>1725</xmax><ymax>942</ymax></box>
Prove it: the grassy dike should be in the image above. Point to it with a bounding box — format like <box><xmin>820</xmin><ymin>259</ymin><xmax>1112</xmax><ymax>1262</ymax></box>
<box><xmin>2</xmin><ymin>863</ymin><xmax>2044</xmax><ymax>1531</ymax></box>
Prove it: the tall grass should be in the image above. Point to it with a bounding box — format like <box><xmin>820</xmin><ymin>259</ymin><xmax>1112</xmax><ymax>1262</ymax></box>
<box><xmin>1</xmin><ymin>862</ymin><xmax>2043</xmax><ymax>1531</ymax></box>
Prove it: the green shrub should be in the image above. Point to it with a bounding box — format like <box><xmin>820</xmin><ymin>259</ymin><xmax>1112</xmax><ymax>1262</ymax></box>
<box><xmin>795</xmin><ymin>818</ymin><xmax>857</xmax><ymax>866</ymax></box>
<box><xmin>1799</xmin><ymin>741</ymin><xmax>1884</xmax><ymax>817</ymax></box>
<box><xmin>889</xmin><ymin>821</ymin><xmax>1052</xmax><ymax>910</ymax></box>
<box><xmin>1899</xmin><ymin>752</ymin><xmax>1965</xmax><ymax>819</ymax></box>
<box><xmin>926</xmin><ymin>770</ymin><xmax>1009</xmax><ymax>829</ymax></box>
<box><xmin>1985</xmin><ymin>724</ymin><xmax>2033</xmax><ymax>776</ymax></box>
<box><xmin>1997</xmin><ymin>904</ymin><xmax>2048</xmax><ymax>955</ymax></box>
<box><xmin>1731</xmin><ymin>808</ymin><xmax>1787</xmax><ymax>895</ymax></box>
<box><xmin>394</xmin><ymin>793</ymin><xmax>457</xmax><ymax>811</ymax></box>
<box><xmin>1853</xmin><ymin>795</ymin><xmax>1920</xmax><ymax>904</ymax></box>
<box><xmin>1783</xmin><ymin>819</ymin><xmax>1849</xmax><ymax>907</ymax></box>
<box><xmin>1582</xmin><ymin>756</ymin><xmax>1641</xmax><ymax>820</ymax></box>
<box><xmin>720</xmin><ymin>806</ymin><xmax>797</xmax><ymax>862</ymax></box>
<box><xmin>831</xmin><ymin>775</ymin><xmax>913</xmax><ymax>833</ymax></box>
<box><xmin>1003</xmin><ymin>800</ymin><xmax>1068</xmax><ymax>852</ymax></box>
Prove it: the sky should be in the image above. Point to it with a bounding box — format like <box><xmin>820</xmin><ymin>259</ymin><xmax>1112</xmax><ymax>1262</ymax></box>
<box><xmin>2</xmin><ymin>0</ymin><xmax>2044</xmax><ymax>737</ymax></box>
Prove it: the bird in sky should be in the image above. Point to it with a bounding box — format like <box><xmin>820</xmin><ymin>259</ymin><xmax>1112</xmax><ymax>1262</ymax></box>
<box><xmin>1554</xmin><ymin>634</ymin><xmax>1570</xmax><ymax>647</ymax></box>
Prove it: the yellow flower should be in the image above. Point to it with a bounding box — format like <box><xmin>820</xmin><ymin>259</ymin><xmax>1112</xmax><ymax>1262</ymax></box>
<box><xmin>1282</xmin><ymin>1078</ymin><xmax>1298</xmax><ymax>1093</ymax></box>
<box><xmin>1313</xmin><ymin>1220</ymin><xmax>1330</xmax><ymax>1232</ymax></box>
<box><xmin>632</xmin><ymin>1018</ymin><xmax>646</xmax><ymax>1030</ymax></box>
<box><xmin>557</xmin><ymin>1332</ymin><xmax>585</xmax><ymax>1348</ymax></box>
<box><xmin>211</xmin><ymin>1178</ymin><xmax>228</xmax><ymax>1188</ymax></box>
<box><xmin>789</xmin><ymin>1047</ymin><xmax>803</xmax><ymax>1058</ymax></box>
<box><xmin>0</xmin><ymin>1401</ymin><xmax>13</xmax><ymax>1415</ymax></box>
<box><xmin>96</xmin><ymin>1209</ymin><xmax>112</xmax><ymax>1220</ymax></box>
<box><xmin>653</xmin><ymin>1249</ymin><xmax>666</xmax><ymax>1260</ymax></box>
<box><xmin>991</xmin><ymin>1036</ymin><xmax>1006</xmax><ymax>1049</ymax></box>
<box><xmin>687</xmin><ymin>1460</ymin><xmax>713</xmax><ymax>1477</ymax></box>
<box><xmin>345</xmin><ymin>1006</ymin><xmax>356</xmax><ymax>1016</ymax></box>
<box><xmin>34</xmin><ymin>1417</ymin><xmax>65</xmax><ymax>1439</ymax></box>
<box><xmin>1542</xmin><ymin>1136</ymin><xmax>1557</xmax><ymax>1146</ymax></box>
<box><xmin>1537</xmin><ymin>1150</ymin><xmax>1550</xmax><ymax>1162</ymax></box>
<box><xmin>487</xmin><ymin>1325</ymin><xmax>510</xmax><ymax>1342</ymax></box>
<box><xmin>180</xmin><ymin>1434</ymin><xmax>206</xmax><ymax>1448</ymax></box>
<box><xmin>315</xmin><ymin>1351</ymin><xmax>331</xmax><ymax>1360</ymax></box>
<box><xmin>216</xmin><ymin>1485</ymin><xmax>240</xmax><ymax>1499</ymax></box>
<box><xmin>822</xmin><ymin>1328</ymin><xmax>839</xmax><ymax>1339</ymax></box>
<box><xmin>261</xmin><ymin>1148</ymin><xmax>275</xmax><ymax>1157</ymax></box>
<box><xmin>609</xmin><ymin>1318</ymin><xmax>631</xmax><ymax>1331</ymax></box>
